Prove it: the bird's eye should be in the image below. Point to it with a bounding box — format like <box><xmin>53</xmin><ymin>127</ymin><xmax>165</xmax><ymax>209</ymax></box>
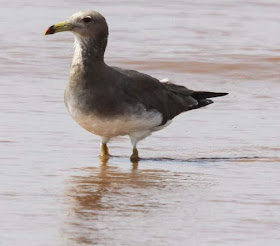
<box><xmin>83</xmin><ymin>16</ymin><xmax>92</xmax><ymax>23</ymax></box>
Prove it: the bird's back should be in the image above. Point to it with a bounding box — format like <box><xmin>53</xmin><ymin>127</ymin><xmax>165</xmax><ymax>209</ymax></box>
<box><xmin>109</xmin><ymin>67</ymin><xmax>227</xmax><ymax>125</ymax></box>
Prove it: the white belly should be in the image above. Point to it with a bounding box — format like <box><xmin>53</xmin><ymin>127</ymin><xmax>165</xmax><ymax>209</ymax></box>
<box><xmin>66</xmin><ymin>103</ymin><xmax>164</xmax><ymax>138</ymax></box>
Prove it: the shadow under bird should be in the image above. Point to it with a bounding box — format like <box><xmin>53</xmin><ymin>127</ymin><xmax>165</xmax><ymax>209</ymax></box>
<box><xmin>45</xmin><ymin>10</ymin><xmax>228</xmax><ymax>161</ymax></box>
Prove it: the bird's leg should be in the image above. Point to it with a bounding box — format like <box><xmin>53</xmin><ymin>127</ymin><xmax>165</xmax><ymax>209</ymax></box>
<box><xmin>129</xmin><ymin>135</ymin><xmax>141</xmax><ymax>162</ymax></box>
<box><xmin>101</xmin><ymin>143</ymin><xmax>109</xmax><ymax>156</ymax></box>
<box><xmin>100</xmin><ymin>138</ymin><xmax>110</xmax><ymax>160</ymax></box>
<box><xmin>130</xmin><ymin>147</ymin><xmax>140</xmax><ymax>162</ymax></box>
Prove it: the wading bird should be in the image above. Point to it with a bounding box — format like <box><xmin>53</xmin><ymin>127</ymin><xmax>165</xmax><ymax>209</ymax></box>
<box><xmin>45</xmin><ymin>10</ymin><xmax>228</xmax><ymax>161</ymax></box>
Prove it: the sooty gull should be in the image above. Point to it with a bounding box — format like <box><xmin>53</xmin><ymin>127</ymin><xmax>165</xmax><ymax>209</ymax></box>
<box><xmin>45</xmin><ymin>10</ymin><xmax>228</xmax><ymax>161</ymax></box>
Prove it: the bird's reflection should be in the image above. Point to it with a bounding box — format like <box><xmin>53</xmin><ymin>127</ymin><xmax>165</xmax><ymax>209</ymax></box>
<box><xmin>63</xmin><ymin>158</ymin><xmax>170</xmax><ymax>244</ymax></box>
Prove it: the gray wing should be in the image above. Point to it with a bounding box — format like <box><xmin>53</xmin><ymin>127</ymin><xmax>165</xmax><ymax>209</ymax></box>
<box><xmin>112</xmin><ymin>67</ymin><xmax>199</xmax><ymax>125</ymax></box>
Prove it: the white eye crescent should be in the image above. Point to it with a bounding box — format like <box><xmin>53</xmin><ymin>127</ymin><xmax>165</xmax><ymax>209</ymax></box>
<box><xmin>83</xmin><ymin>16</ymin><xmax>92</xmax><ymax>23</ymax></box>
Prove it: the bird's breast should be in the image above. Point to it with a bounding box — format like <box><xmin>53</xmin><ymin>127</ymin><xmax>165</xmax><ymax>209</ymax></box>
<box><xmin>64</xmin><ymin>87</ymin><xmax>163</xmax><ymax>138</ymax></box>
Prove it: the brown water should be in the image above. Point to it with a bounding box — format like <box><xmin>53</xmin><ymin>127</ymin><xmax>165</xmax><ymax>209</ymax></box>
<box><xmin>1</xmin><ymin>0</ymin><xmax>280</xmax><ymax>245</ymax></box>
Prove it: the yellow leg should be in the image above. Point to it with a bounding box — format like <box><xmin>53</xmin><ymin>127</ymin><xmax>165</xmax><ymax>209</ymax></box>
<box><xmin>130</xmin><ymin>148</ymin><xmax>140</xmax><ymax>162</ymax></box>
<box><xmin>100</xmin><ymin>143</ymin><xmax>110</xmax><ymax>159</ymax></box>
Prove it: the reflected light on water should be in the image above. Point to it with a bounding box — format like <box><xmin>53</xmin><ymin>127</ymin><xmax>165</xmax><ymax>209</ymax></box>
<box><xmin>63</xmin><ymin>159</ymin><xmax>211</xmax><ymax>244</ymax></box>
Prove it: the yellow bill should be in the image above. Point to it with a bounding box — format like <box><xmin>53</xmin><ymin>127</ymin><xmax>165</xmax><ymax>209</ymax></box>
<box><xmin>45</xmin><ymin>21</ymin><xmax>72</xmax><ymax>35</ymax></box>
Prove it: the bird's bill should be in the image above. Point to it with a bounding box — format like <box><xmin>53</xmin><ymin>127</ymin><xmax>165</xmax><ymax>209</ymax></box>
<box><xmin>45</xmin><ymin>21</ymin><xmax>72</xmax><ymax>35</ymax></box>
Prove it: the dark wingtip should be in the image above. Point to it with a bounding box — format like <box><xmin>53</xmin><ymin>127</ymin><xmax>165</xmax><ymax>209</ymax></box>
<box><xmin>215</xmin><ymin>92</ymin><xmax>228</xmax><ymax>97</ymax></box>
<box><xmin>45</xmin><ymin>25</ymin><xmax>55</xmax><ymax>35</ymax></box>
<box><xmin>192</xmin><ymin>91</ymin><xmax>228</xmax><ymax>99</ymax></box>
<box><xmin>205</xmin><ymin>92</ymin><xmax>229</xmax><ymax>97</ymax></box>
<box><xmin>221</xmin><ymin>92</ymin><xmax>228</xmax><ymax>96</ymax></box>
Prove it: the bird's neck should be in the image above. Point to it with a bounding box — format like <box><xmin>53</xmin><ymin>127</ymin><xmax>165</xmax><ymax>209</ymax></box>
<box><xmin>71</xmin><ymin>36</ymin><xmax>107</xmax><ymax>69</ymax></box>
<box><xmin>69</xmin><ymin>36</ymin><xmax>108</xmax><ymax>88</ymax></box>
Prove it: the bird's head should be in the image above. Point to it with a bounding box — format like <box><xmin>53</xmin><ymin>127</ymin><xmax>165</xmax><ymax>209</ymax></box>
<box><xmin>45</xmin><ymin>10</ymin><xmax>109</xmax><ymax>41</ymax></box>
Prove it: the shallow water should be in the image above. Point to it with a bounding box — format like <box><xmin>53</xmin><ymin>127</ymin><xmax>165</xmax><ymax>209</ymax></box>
<box><xmin>1</xmin><ymin>0</ymin><xmax>280</xmax><ymax>245</ymax></box>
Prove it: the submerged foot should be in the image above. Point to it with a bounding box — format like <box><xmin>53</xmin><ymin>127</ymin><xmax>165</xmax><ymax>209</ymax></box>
<box><xmin>130</xmin><ymin>148</ymin><xmax>140</xmax><ymax>162</ymax></box>
<box><xmin>100</xmin><ymin>143</ymin><xmax>110</xmax><ymax>160</ymax></box>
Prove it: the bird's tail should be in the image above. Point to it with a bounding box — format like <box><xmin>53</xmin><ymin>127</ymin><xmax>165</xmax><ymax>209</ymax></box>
<box><xmin>161</xmin><ymin>80</ymin><xmax>228</xmax><ymax>110</ymax></box>
<box><xmin>190</xmin><ymin>91</ymin><xmax>228</xmax><ymax>109</ymax></box>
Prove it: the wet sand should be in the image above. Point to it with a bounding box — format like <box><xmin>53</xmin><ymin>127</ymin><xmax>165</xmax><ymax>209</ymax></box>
<box><xmin>1</xmin><ymin>0</ymin><xmax>280</xmax><ymax>245</ymax></box>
